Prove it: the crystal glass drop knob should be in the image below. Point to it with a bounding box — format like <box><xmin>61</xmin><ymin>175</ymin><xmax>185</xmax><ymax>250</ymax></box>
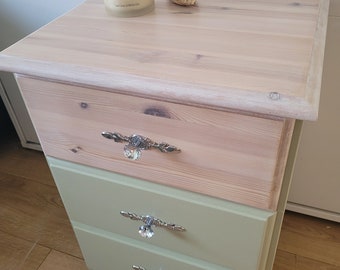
<box><xmin>138</xmin><ymin>215</ymin><xmax>154</xmax><ymax>238</ymax></box>
<box><xmin>124</xmin><ymin>145</ymin><xmax>142</xmax><ymax>160</ymax></box>
<box><xmin>138</xmin><ymin>225</ymin><xmax>154</xmax><ymax>238</ymax></box>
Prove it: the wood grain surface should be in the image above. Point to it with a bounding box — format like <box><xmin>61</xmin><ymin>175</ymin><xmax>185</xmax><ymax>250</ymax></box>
<box><xmin>0</xmin><ymin>128</ymin><xmax>84</xmax><ymax>270</ymax></box>
<box><xmin>37</xmin><ymin>250</ymin><xmax>87</xmax><ymax>270</ymax></box>
<box><xmin>17</xmin><ymin>76</ymin><xmax>294</xmax><ymax>210</ymax></box>
<box><xmin>278</xmin><ymin>212</ymin><xmax>340</xmax><ymax>267</ymax></box>
<box><xmin>0</xmin><ymin>0</ymin><xmax>329</xmax><ymax>120</ymax></box>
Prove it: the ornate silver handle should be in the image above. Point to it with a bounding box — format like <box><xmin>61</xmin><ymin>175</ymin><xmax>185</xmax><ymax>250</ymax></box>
<box><xmin>120</xmin><ymin>211</ymin><xmax>186</xmax><ymax>238</ymax></box>
<box><xmin>102</xmin><ymin>132</ymin><xmax>181</xmax><ymax>160</ymax></box>
<box><xmin>132</xmin><ymin>266</ymin><xmax>145</xmax><ymax>270</ymax></box>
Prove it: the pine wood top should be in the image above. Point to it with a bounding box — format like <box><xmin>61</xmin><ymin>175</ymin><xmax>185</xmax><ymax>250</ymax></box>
<box><xmin>0</xmin><ymin>0</ymin><xmax>329</xmax><ymax>120</ymax></box>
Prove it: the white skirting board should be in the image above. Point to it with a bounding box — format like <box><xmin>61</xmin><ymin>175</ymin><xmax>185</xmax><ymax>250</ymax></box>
<box><xmin>287</xmin><ymin>202</ymin><xmax>340</xmax><ymax>223</ymax></box>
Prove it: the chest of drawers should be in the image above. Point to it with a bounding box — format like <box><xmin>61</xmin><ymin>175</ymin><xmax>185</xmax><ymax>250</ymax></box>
<box><xmin>0</xmin><ymin>0</ymin><xmax>329</xmax><ymax>269</ymax></box>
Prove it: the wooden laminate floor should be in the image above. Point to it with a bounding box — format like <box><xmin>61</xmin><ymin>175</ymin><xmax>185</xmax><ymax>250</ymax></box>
<box><xmin>0</xmin><ymin>121</ymin><xmax>340</xmax><ymax>269</ymax></box>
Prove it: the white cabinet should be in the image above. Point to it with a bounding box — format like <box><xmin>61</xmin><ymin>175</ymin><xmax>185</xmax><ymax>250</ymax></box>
<box><xmin>287</xmin><ymin>0</ymin><xmax>340</xmax><ymax>222</ymax></box>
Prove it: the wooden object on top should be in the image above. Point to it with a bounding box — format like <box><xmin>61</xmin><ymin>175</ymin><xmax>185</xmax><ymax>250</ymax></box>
<box><xmin>0</xmin><ymin>0</ymin><xmax>329</xmax><ymax>120</ymax></box>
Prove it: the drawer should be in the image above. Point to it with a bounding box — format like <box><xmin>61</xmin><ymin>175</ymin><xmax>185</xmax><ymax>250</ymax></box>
<box><xmin>49</xmin><ymin>157</ymin><xmax>276</xmax><ymax>270</ymax></box>
<box><xmin>73</xmin><ymin>224</ymin><xmax>227</xmax><ymax>270</ymax></box>
<box><xmin>17</xmin><ymin>76</ymin><xmax>294</xmax><ymax>210</ymax></box>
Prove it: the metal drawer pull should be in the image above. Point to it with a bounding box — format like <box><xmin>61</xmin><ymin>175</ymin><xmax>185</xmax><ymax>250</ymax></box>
<box><xmin>102</xmin><ymin>131</ymin><xmax>181</xmax><ymax>160</ymax></box>
<box><xmin>132</xmin><ymin>266</ymin><xmax>146</xmax><ymax>270</ymax></box>
<box><xmin>120</xmin><ymin>211</ymin><xmax>186</xmax><ymax>238</ymax></box>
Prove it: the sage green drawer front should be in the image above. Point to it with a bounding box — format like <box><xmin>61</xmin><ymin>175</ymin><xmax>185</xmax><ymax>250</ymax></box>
<box><xmin>74</xmin><ymin>223</ymin><xmax>227</xmax><ymax>270</ymax></box>
<box><xmin>48</xmin><ymin>157</ymin><xmax>276</xmax><ymax>270</ymax></box>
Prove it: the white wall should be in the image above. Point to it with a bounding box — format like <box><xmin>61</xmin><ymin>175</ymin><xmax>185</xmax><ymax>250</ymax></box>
<box><xmin>0</xmin><ymin>0</ymin><xmax>85</xmax><ymax>49</ymax></box>
<box><xmin>0</xmin><ymin>0</ymin><xmax>85</xmax><ymax>148</ymax></box>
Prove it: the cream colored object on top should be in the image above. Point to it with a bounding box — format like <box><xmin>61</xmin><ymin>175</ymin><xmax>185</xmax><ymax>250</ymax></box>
<box><xmin>171</xmin><ymin>0</ymin><xmax>196</xmax><ymax>6</ymax></box>
<box><xmin>104</xmin><ymin>0</ymin><xmax>154</xmax><ymax>17</ymax></box>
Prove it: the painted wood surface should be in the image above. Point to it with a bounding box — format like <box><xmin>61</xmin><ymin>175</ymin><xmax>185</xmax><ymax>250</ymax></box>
<box><xmin>49</xmin><ymin>157</ymin><xmax>276</xmax><ymax>270</ymax></box>
<box><xmin>17</xmin><ymin>76</ymin><xmax>294</xmax><ymax>210</ymax></box>
<box><xmin>74</xmin><ymin>225</ymin><xmax>227</xmax><ymax>270</ymax></box>
<box><xmin>0</xmin><ymin>0</ymin><xmax>329</xmax><ymax>120</ymax></box>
